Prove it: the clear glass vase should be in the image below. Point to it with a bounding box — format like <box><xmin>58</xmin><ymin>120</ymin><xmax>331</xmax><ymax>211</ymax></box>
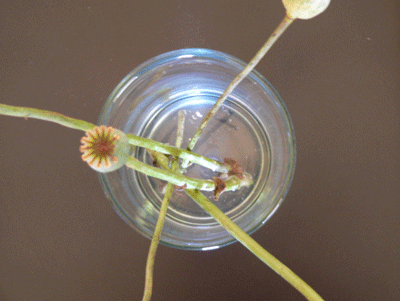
<box><xmin>97</xmin><ymin>48</ymin><xmax>296</xmax><ymax>250</ymax></box>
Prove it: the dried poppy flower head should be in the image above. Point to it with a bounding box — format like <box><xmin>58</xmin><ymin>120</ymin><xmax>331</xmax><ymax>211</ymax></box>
<box><xmin>80</xmin><ymin>126</ymin><xmax>130</xmax><ymax>173</ymax></box>
<box><xmin>282</xmin><ymin>0</ymin><xmax>330</xmax><ymax>20</ymax></box>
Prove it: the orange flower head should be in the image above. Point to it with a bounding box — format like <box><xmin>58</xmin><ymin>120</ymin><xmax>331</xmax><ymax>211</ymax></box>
<box><xmin>80</xmin><ymin>126</ymin><xmax>130</xmax><ymax>173</ymax></box>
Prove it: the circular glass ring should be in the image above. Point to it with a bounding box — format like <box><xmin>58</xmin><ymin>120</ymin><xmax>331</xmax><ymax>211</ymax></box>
<box><xmin>97</xmin><ymin>48</ymin><xmax>296</xmax><ymax>250</ymax></box>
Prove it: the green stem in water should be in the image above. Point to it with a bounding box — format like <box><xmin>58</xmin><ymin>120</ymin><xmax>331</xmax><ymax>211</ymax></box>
<box><xmin>143</xmin><ymin>110</ymin><xmax>185</xmax><ymax>301</ymax></box>
<box><xmin>125</xmin><ymin>133</ymin><xmax>230</xmax><ymax>173</ymax></box>
<box><xmin>125</xmin><ymin>156</ymin><xmax>212</xmax><ymax>190</ymax></box>
<box><xmin>182</xmin><ymin>14</ymin><xmax>294</xmax><ymax>168</ymax></box>
<box><xmin>152</xmin><ymin>151</ymin><xmax>323</xmax><ymax>301</ymax></box>
<box><xmin>125</xmin><ymin>154</ymin><xmax>252</xmax><ymax>193</ymax></box>
<box><xmin>0</xmin><ymin>103</ymin><xmax>230</xmax><ymax>173</ymax></box>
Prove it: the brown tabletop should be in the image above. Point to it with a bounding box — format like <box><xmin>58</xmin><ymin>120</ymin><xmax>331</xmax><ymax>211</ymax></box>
<box><xmin>0</xmin><ymin>1</ymin><xmax>399</xmax><ymax>300</ymax></box>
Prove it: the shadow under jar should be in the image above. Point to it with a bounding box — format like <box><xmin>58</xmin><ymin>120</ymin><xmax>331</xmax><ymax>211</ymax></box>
<box><xmin>97</xmin><ymin>48</ymin><xmax>295</xmax><ymax>250</ymax></box>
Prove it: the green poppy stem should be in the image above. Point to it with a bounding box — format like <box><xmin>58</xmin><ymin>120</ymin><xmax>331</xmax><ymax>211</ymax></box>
<box><xmin>0</xmin><ymin>103</ymin><xmax>230</xmax><ymax>173</ymax></box>
<box><xmin>185</xmin><ymin>189</ymin><xmax>324</xmax><ymax>301</ymax></box>
<box><xmin>182</xmin><ymin>14</ymin><xmax>294</xmax><ymax>168</ymax></box>
<box><xmin>0</xmin><ymin>103</ymin><xmax>96</xmax><ymax>131</ymax></box>
<box><xmin>152</xmin><ymin>150</ymin><xmax>323</xmax><ymax>301</ymax></box>
<box><xmin>142</xmin><ymin>110</ymin><xmax>185</xmax><ymax>301</ymax></box>
<box><xmin>126</xmin><ymin>153</ymin><xmax>252</xmax><ymax>193</ymax></box>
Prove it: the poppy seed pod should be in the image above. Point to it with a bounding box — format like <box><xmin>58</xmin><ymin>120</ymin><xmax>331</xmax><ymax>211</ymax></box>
<box><xmin>282</xmin><ymin>0</ymin><xmax>330</xmax><ymax>20</ymax></box>
<box><xmin>80</xmin><ymin>126</ymin><xmax>131</xmax><ymax>173</ymax></box>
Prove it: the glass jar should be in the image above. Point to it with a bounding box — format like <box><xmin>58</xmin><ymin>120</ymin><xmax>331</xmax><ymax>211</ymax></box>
<box><xmin>97</xmin><ymin>48</ymin><xmax>295</xmax><ymax>250</ymax></box>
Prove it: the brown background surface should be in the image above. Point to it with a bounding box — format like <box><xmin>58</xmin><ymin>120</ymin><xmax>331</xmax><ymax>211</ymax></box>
<box><xmin>0</xmin><ymin>1</ymin><xmax>399</xmax><ymax>300</ymax></box>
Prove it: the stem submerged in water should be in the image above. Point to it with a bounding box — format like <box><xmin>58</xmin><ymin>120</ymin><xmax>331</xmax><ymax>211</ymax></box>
<box><xmin>142</xmin><ymin>111</ymin><xmax>184</xmax><ymax>301</ymax></box>
<box><xmin>151</xmin><ymin>151</ymin><xmax>323</xmax><ymax>301</ymax></box>
<box><xmin>125</xmin><ymin>155</ymin><xmax>251</xmax><ymax>192</ymax></box>
<box><xmin>126</xmin><ymin>133</ymin><xmax>230</xmax><ymax>173</ymax></box>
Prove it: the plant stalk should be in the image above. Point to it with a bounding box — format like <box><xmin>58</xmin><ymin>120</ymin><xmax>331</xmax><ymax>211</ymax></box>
<box><xmin>143</xmin><ymin>110</ymin><xmax>185</xmax><ymax>301</ymax></box>
<box><xmin>0</xmin><ymin>103</ymin><xmax>96</xmax><ymax>131</ymax></box>
<box><xmin>182</xmin><ymin>14</ymin><xmax>294</xmax><ymax>168</ymax></box>
<box><xmin>142</xmin><ymin>183</ymin><xmax>173</xmax><ymax>301</ymax></box>
<box><xmin>152</xmin><ymin>151</ymin><xmax>323</xmax><ymax>301</ymax></box>
<box><xmin>185</xmin><ymin>189</ymin><xmax>324</xmax><ymax>301</ymax></box>
<box><xmin>125</xmin><ymin>133</ymin><xmax>230</xmax><ymax>173</ymax></box>
<box><xmin>126</xmin><ymin>153</ymin><xmax>252</xmax><ymax>193</ymax></box>
<box><xmin>0</xmin><ymin>103</ymin><xmax>230</xmax><ymax>173</ymax></box>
